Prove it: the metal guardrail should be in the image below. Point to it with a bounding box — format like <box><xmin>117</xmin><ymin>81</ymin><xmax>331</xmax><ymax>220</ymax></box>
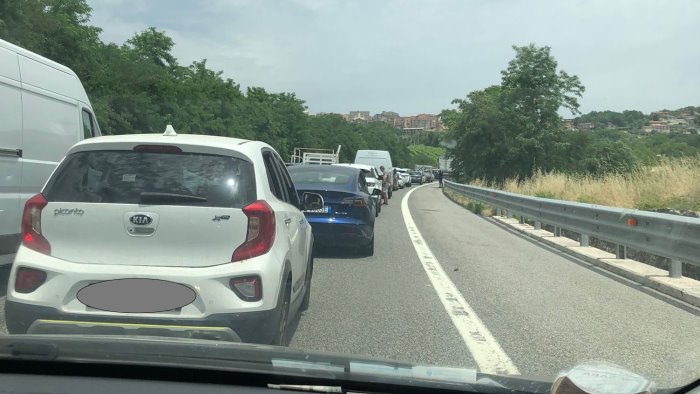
<box><xmin>444</xmin><ymin>180</ymin><xmax>700</xmax><ymax>278</ymax></box>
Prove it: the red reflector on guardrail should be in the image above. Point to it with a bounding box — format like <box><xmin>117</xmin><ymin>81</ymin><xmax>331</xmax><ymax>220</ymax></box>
<box><xmin>627</xmin><ymin>218</ymin><xmax>638</xmax><ymax>227</ymax></box>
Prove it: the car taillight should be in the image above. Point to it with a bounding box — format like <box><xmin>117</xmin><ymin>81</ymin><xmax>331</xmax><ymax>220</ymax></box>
<box><xmin>229</xmin><ymin>276</ymin><xmax>262</xmax><ymax>301</ymax></box>
<box><xmin>342</xmin><ymin>197</ymin><xmax>366</xmax><ymax>208</ymax></box>
<box><xmin>232</xmin><ymin>201</ymin><xmax>276</xmax><ymax>262</ymax></box>
<box><xmin>21</xmin><ymin>194</ymin><xmax>50</xmax><ymax>255</ymax></box>
<box><xmin>15</xmin><ymin>267</ymin><xmax>47</xmax><ymax>293</ymax></box>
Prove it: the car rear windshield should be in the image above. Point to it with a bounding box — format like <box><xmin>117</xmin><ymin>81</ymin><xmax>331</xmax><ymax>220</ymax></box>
<box><xmin>289</xmin><ymin>167</ymin><xmax>354</xmax><ymax>185</ymax></box>
<box><xmin>44</xmin><ymin>150</ymin><xmax>256</xmax><ymax>208</ymax></box>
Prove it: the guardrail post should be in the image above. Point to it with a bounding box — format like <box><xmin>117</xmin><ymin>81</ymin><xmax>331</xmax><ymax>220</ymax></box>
<box><xmin>669</xmin><ymin>260</ymin><xmax>682</xmax><ymax>278</ymax></box>
<box><xmin>554</xmin><ymin>226</ymin><xmax>561</xmax><ymax>237</ymax></box>
<box><xmin>534</xmin><ymin>221</ymin><xmax>541</xmax><ymax>230</ymax></box>
<box><xmin>580</xmin><ymin>234</ymin><xmax>589</xmax><ymax>247</ymax></box>
<box><xmin>519</xmin><ymin>215</ymin><xmax>525</xmax><ymax>224</ymax></box>
<box><xmin>616</xmin><ymin>245</ymin><xmax>626</xmax><ymax>259</ymax></box>
<box><xmin>496</xmin><ymin>208</ymin><xmax>502</xmax><ymax>217</ymax></box>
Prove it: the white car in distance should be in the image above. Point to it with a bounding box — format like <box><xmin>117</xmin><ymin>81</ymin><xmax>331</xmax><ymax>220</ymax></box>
<box><xmin>400</xmin><ymin>171</ymin><xmax>412</xmax><ymax>187</ymax></box>
<box><xmin>4</xmin><ymin>126</ymin><xmax>323</xmax><ymax>346</ymax></box>
<box><xmin>335</xmin><ymin>163</ymin><xmax>383</xmax><ymax>216</ymax></box>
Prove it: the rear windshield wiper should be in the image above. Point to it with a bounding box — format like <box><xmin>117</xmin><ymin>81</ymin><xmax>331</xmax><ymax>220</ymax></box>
<box><xmin>140</xmin><ymin>192</ymin><xmax>207</xmax><ymax>204</ymax></box>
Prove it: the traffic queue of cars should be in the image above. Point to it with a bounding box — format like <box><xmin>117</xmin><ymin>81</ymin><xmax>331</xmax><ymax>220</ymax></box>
<box><xmin>1</xmin><ymin>39</ymin><xmax>440</xmax><ymax>353</ymax></box>
<box><xmin>1</xmin><ymin>37</ymin><xmax>432</xmax><ymax>349</ymax></box>
<box><xmin>2</xmin><ymin>118</ymin><xmax>416</xmax><ymax>346</ymax></box>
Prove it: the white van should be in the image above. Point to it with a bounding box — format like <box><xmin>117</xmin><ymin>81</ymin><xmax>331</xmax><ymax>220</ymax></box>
<box><xmin>354</xmin><ymin>150</ymin><xmax>393</xmax><ymax>170</ymax></box>
<box><xmin>354</xmin><ymin>150</ymin><xmax>394</xmax><ymax>198</ymax></box>
<box><xmin>0</xmin><ymin>38</ymin><xmax>100</xmax><ymax>258</ymax></box>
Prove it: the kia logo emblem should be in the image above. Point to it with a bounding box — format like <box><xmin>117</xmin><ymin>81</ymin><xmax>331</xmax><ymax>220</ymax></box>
<box><xmin>129</xmin><ymin>214</ymin><xmax>153</xmax><ymax>225</ymax></box>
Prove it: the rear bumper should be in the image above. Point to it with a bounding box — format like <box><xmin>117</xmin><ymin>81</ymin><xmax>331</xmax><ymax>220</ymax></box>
<box><xmin>4</xmin><ymin>299</ymin><xmax>278</xmax><ymax>344</ymax></box>
<box><xmin>306</xmin><ymin>221</ymin><xmax>373</xmax><ymax>247</ymax></box>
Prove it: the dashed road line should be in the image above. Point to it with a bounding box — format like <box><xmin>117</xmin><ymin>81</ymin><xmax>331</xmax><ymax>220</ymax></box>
<box><xmin>401</xmin><ymin>184</ymin><xmax>520</xmax><ymax>375</ymax></box>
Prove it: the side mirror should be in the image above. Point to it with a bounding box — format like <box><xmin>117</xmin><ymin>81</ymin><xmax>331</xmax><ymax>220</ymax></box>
<box><xmin>372</xmin><ymin>189</ymin><xmax>382</xmax><ymax>196</ymax></box>
<box><xmin>302</xmin><ymin>192</ymin><xmax>324</xmax><ymax>211</ymax></box>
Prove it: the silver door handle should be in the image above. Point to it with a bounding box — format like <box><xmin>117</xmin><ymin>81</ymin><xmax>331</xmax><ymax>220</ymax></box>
<box><xmin>284</xmin><ymin>218</ymin><xmax>292</xmax><ymax>225</ymax></box>
<box><xmin>0</xmin><ymin>148</ymin><xmax>22</xmax><ymax>157</ymax></box>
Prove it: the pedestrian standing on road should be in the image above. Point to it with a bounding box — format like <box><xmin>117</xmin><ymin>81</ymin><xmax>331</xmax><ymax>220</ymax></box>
<box><xmin>380</xmin><ymin>165</ymin><xmax>389</xmax><ymax>205</ymax></box>
<box><xmin>436</xmin><ymin>170</ymin><xmax>444</xmax><ymax>188</ymax></box>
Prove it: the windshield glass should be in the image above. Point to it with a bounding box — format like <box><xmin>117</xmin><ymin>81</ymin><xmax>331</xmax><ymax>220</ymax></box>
<box><xmin>0</xmin><ymin>0</ymin><xmax>698</xmax><ymax>392</ymax></box>
<box><xmin>45</xmin><ymin>151</ymin><xmax>256</xmax><ymax>208</ymax></box>
<box><xmin>288</xmin><ymin>167</ymin><xmax>355</xmax><ymax>185</ymax></box>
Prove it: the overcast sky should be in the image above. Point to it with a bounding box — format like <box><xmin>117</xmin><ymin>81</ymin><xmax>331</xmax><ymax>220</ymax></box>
<box><xmin>87</xmin><ymin>0</ymin><xmax>699</xmax><ymax>116</ymax></box>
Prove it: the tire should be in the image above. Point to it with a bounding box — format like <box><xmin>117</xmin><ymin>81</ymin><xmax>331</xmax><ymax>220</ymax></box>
<box><xmin>361</xmin><ymin>236</ymin><xmax>374</xmax><ymax>257</ymax></box>
<box><xmin>300</xmin><ymin>255</ymin><xmax>313</xmax><ymax>312</ymax></box>
<box><xmin>375</xmin><ymin>200</ymin><xmax>380</xmax><ymax>217</ymax></box>
<box><xmin>272</xmin><ymin>278</ymin><xmax>291</xmax><ymax>346</ymax></box>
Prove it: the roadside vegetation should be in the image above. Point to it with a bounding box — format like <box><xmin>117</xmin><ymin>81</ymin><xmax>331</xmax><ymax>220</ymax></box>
<box><xmin>521</xmin><ymin>157</ymin><xmax>700</xmax><ymax>211</ymax></box>
<box><xmin>470</xmin><ymin>157</ymin><xmax>700</xmax><ymax>212</ymax></box>
<box><xmin>3</xmin><ymin>1</ymin><xmax>698</xmax><ymax>200</ymax></box>
<box><xmin>0</xmin><ymin>0</ymin><xmax>440</xmax><ymax>168</ymax></box>
<box><xmin>442</xmin><ymin>43</ymin><xmax>700</xmax><ymax>212</ymax></box>
<box><xmin>407</xmin><ymin>145</ymin><xmax>446</xmax><ymax>168</ymax></box>
<box><xmin>443</xmin><ymin>189</ymin><xmax>492</xmax><ymax>217</ymax></box>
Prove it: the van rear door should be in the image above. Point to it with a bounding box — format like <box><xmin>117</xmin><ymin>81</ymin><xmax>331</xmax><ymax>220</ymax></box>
<box><xmin>0</xmin><ymin>45</ymin><xmax>23</xmax><ymax>253</ymax></box>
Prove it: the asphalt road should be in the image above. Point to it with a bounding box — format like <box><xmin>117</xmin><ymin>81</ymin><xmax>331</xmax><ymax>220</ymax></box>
<box><xmin>1</xmin><ymin>185</ymin><xmax>698</xmax><ymax>388</ymax></box>
<box><xmin>289</xmin><ymin>184</ymin><xmax>700</xmax><ymax>388</ymax></box>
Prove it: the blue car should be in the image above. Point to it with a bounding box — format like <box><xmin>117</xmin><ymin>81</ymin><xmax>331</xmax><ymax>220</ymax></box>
<box><xmin>288</xmin><ymin>165</ymin><xmax>380</xmax><ymax>256</ymax></box>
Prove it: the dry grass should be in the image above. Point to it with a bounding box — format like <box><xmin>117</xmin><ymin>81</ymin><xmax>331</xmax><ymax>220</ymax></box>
<box><xmin>474</xmin><ymin>157</ymin><xmax>700</xmax><ymax>211</ymax></box>
<box><xmin>443</xmin><ymin>188</ymin><xmax>493</xmax><ymax>216</ymax></box>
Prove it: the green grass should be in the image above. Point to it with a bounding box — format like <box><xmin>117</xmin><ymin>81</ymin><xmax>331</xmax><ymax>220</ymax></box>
<box><xmin>443</xmin><ymin>188</ymin><xmax>492</xmax><ymax>216</ymax></box>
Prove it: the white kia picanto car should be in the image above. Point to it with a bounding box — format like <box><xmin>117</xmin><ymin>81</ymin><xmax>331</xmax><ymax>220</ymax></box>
<box><xmin>5</xmin><ymin>126</ymin><xmax>323</xmax><ymax>346</ymax></box>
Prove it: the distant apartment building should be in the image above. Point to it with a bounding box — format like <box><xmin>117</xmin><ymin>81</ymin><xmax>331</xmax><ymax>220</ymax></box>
<box><xmin>341</xmin><ymin>110</ymin><xmax>445</xmax><ymax>131</ymax></box>
<box><xmin>653</xmin><ymin>111</ymin><xmax>673</xmax><ymax>120</ymax></box>
<box><xmin>578</xmin><ymin>122</ymin><xmax>595</xmax><ymax>130</ymax></box>
<box><xmin>348</xmin><ymin>111</ymin><xmax>371</xmax><ymax>122</ymax></box>
<box><xmin>394</xmin><ymin>114</ymin><xmax>443</xmax><ymax>131</ymax></box>
<box><xmin>373</xmin><ymin>111</ymin><xmax>400</xmax><ymax>124</ymax></box>
<box><xmin>680</xmin><ymin>112</ymin><xmax>695</xmax><ymax>125</ymax></box>
<box><xmin>667</xmin><ymin>118</ymin><xmax>689</xmax><ymax>126</ymax></box>
<box><xmin>644</xmin><ymin>120</ymin><xmax>671</xmax><ymax>133</ymax></box>
<box><xmin>563</xmin><ymin>119</ymin><xmax>575</xmax><ymax>130</ymax></box>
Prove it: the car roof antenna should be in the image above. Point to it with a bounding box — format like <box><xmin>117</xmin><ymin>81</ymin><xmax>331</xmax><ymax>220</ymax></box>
<box><xmin>164</xmin><ymin>124</ymin><xmax>177</xmax><ymax>136</ymax></box>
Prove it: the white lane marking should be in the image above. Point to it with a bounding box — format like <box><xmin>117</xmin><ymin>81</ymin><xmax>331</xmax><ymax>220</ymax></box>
<box><xmin>401</xmin><ymin>184</ymin><xmax>520</xmax><ymax>375</ymax></box>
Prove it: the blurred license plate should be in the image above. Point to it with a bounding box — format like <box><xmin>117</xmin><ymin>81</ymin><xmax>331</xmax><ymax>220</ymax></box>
<box><xmin>305</xmin><ymin>206</ymin><xmax>331</xmax><ymax>213</ymax></box>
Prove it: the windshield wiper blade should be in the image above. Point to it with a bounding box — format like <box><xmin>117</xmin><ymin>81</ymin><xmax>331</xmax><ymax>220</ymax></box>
<box><xmin>140</xmin><ymin>192</ymin><xmax>207</xmax><ymax>204</ymax></box>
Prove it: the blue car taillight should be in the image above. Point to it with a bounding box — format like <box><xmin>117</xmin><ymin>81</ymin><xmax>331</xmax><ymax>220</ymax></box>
<box><xmin>341</xmin><ymin>197</ymin><xmax>367</xmax><ymax>208</ymax></box>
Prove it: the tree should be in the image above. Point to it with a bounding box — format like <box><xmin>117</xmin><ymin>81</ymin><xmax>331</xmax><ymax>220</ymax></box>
<box><xmin>447</xmin><ymin>44</ymin><xmax>586</xmax><ymax>182</ymax></box>
<box><xmin>126</xmin><ymin>27</ymin><xmax>177</xmax><ymax>68</ymax></box>
<box><xmin>578</xmin><ymin>140</ymin><xmax>638</xmax><ymax>175</ymax></box>
<box><xmin>499</xmin><ymin>44</ymin><xmax>585</xmax><ymax>177</ymax></box>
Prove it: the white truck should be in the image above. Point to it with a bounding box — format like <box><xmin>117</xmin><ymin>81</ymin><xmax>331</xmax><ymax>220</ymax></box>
<box><xmin>437</xmin><ymin>156</ymin><xmax>453</xmax><ymax>171</ymax></box>
<box><xmin>355</xmin><ymin>150</ymin><xmax>394</xmax><ymax>198</ymax></box>
<box><xmin>0</xmin><ymin>38</ymin><xmax>101</xmax><ymax>260</ymax></box>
